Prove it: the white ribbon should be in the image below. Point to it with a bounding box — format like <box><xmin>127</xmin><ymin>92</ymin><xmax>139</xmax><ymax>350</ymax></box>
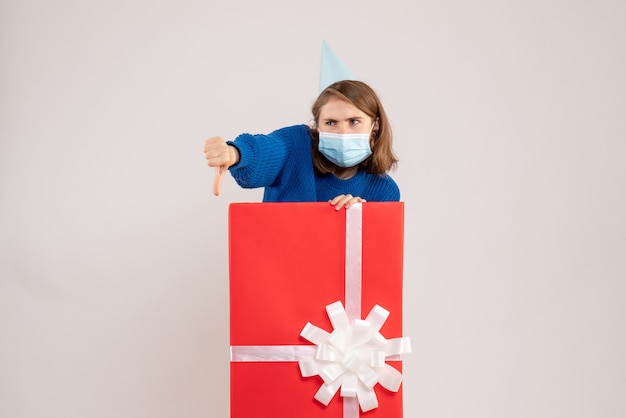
<box><xmin>230</xmin><ymin>204</ymin><xmax>411</xmax><ymax>416</ymax></box>
<box><xmin>345</xmin><ymin>203</ymin><xmax>363</xmax><ymax>321</ymax></box>
<box><xmin>298</xmin><ymin>301</ymin><xmax>411</xmax><ymax>413</ymax></box>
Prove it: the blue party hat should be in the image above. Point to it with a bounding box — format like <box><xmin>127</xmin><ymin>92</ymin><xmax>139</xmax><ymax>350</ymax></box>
<box><xmin>319</xmin><ymin>41</ymin><xmax>357</xmax><ymax>93</ymax></box>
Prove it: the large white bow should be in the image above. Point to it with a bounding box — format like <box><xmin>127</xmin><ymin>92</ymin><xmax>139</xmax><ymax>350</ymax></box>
<box><xmin>298</xmin><ymin>301</ymin><xmax>412</xmax><ymax>412</ymax></box>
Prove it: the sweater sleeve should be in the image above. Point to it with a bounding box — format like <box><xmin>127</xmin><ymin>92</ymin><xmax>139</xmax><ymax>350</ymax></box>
<box><xmin>227</xmin><ymin>125</ymin><xmax>304</xmax><ymax>189</ymax></box>
<box><xmin>365</xmin><ymin>173</ymin><xmax>401</xmax><ymax>201</ymax></box>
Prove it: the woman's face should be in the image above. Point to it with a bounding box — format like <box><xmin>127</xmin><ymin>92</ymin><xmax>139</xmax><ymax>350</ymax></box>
<box><xmin>318</xmin><ymin>97</ymin><xmax>374</xmax><ymax>134</ymax></box>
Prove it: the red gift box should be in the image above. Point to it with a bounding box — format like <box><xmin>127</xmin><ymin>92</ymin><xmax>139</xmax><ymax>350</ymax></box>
<box><xmin>229</xmin><ymin>202</ymin><xmax>408</xmax><ymax>417</ymax></box>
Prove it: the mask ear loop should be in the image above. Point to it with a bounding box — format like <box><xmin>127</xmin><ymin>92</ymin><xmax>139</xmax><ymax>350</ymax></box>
<box><xmin>371</xmin><ymin>117</ymin><xmax>380</xmax><ymax>139</ymax></box>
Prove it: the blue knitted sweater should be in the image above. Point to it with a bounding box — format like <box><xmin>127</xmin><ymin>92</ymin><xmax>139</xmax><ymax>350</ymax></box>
<box><xmin>227</xmin><ymin>124</ymin><xmax>400</xmax><ymax>202</ymax></box>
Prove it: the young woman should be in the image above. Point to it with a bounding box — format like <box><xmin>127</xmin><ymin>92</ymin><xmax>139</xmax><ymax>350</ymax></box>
<box><xmin>204</xmin><ymin>80</ymin><xmax>399</xmax><ymax>209</ymax></box>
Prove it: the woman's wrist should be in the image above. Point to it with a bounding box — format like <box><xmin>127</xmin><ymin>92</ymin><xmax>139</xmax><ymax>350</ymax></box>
<box><xmin>228</xmin><ymin>144</ymin><xmax>241</xmax><ymax>167</ymax></box>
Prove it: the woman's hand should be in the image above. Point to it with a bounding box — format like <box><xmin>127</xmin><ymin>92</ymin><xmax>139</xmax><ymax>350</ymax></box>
<box><xmin>204</xmin><ymin>136</ymin><xmax>240</xmax><ymax>196</ymax></box>
<box><xmin>329</xmin><ymin>194</ymin><xmax>366</xmax><ymax>210</ymax></box>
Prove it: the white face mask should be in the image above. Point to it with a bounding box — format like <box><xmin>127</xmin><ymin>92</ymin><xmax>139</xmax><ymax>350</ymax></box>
<box><xmin>318</xmin><ymin>123</ymin><xmax>374</xmax><ymax>167</ymax></box>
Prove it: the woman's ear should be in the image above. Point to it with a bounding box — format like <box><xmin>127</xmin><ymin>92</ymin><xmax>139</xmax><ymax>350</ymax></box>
<box><xmin>373</xmin><ymin>117</ymin><xmax>380</xmax><ymax>137</ymax></box>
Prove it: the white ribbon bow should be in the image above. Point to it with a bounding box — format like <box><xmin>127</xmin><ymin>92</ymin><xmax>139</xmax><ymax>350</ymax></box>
<box><xmin>298</xmin><ymin>301</ymin><xmax>412</xmax><ymax>412</ymax></box>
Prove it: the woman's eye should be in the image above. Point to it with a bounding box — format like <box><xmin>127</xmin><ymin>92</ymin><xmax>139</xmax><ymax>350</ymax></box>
<box><xmin>325</xmin><ymin>121</ymin><xmax>336</xmax><ymax>126</ymax></box>
<box><xmin>350</xmin><ymin>119</ymin><xmax>360</xmax><ymax>125</ymax></box>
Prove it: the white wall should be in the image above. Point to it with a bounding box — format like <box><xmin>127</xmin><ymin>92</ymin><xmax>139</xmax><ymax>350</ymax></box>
<box><xmin>1</xmin><ymin>1</ymin><xmax>625</xmax><ymax>417</ymax></box>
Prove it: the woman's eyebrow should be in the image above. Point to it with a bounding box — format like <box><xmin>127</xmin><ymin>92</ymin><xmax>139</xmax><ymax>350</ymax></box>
<box><xmin>323</xmin><ymin>116</ymin><xmax>364</xmax><ymax>121</ymax></box>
